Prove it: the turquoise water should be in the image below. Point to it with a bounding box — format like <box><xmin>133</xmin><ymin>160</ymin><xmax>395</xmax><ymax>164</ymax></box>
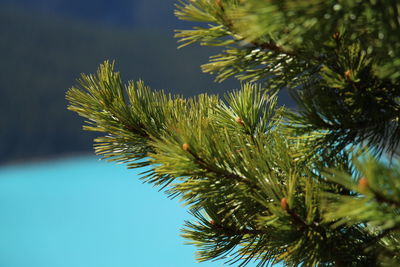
<box><xmin>0</xmin><ymin>156</ymin><xmax>231</xmax><ymax>267</ymax></box>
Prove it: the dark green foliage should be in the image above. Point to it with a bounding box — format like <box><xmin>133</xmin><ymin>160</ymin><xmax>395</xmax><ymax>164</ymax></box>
<box><xmin>67</xmin><ymin>1</ymin><xmax>400</xmax><ymax>266</ymax></box>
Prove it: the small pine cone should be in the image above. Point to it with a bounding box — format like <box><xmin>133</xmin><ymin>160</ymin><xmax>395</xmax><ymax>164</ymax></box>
<box><xmin>344</xmin><ymin>70</ymin><xmax>352</xmax><ymax>80</ymax></box>
<box><xmin>182</xmin><ymin>143</ymin><xmax>190</xmax><ymax>151</ymax></box>
<box><xmin>280</xmin><ymin>197</ymin><xmax>289</xmax><ymax>211</ymax></box>
<box><xmin>235</xmin><ymin>117</ymin><xmax>244</xmax><ymax>125</ymax></box>
<box><xmin>332</xmin><ymin>32</ymin><xmax>340</xmax><ymax>40</ymax></box>
<box><xmin>215</xmin><ymin>0</ymin><xmax>223</xmax><ymax>8</ymax></box>
<box><xmin>358</xmin><ymin>177</ymin><xmax>369</xmax><ymax>193</ymax></box>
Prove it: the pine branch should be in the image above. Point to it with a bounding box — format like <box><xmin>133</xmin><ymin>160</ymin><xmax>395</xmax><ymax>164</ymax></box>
<box><xmin>66</xmin><ymin>1</ymin><xmax>400</xmax><ymax>265</ymax></box>
<box><xmin>282</xmin><ymin>201</ymin><xmax>327</xmax><ymax>240</ymax></box>
<box><xmin>210</xmin><ymin>221</ymin><xmax>265</xmax><ymax>237</ymax></box>
<box><xmin>182</xmin><ymin>144</ymin><xmax>258</xmax><ymax>190</ymax></box>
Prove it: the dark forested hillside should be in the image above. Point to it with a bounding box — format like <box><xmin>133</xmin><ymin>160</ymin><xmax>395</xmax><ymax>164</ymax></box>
<box><xmin>0</xmin><ymin>5</ymin><xmax>236</xmax><ymax>164</ymax></box>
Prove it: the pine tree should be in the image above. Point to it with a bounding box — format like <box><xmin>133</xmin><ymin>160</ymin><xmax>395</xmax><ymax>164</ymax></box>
<box><xmin>66</xmin><ymin>1</ymin><xmax>400</xmax><ymax>266</ymax></box>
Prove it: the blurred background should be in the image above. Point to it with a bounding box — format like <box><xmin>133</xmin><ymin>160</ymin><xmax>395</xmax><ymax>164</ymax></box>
<box><xmin>0</xmin><ymin>0</ymin><xmax>241</xmax><ymax>165</ymax></box>
<box><xmin>0</xmin><ymin>1</ymin><xmax>284</xmax><ymax>266</ymax></box>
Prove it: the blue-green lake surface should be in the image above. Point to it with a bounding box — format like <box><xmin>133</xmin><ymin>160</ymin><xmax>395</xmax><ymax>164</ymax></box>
<box><xmin>0</xmin><ymin>156</ymin><xmax>233</xmax><ymax>267</ymax></box>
